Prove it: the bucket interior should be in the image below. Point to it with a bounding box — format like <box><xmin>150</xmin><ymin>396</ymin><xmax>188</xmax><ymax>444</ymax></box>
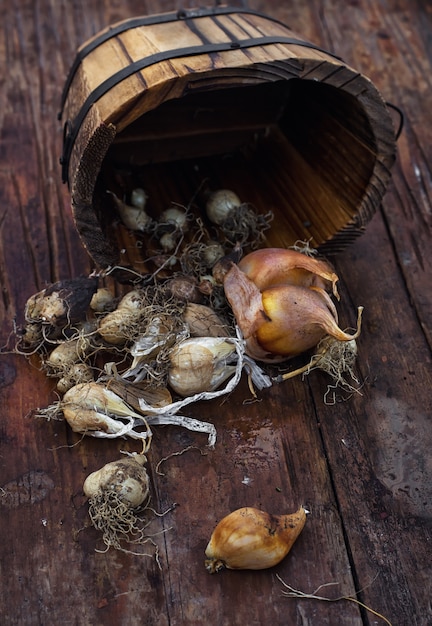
<box><xmin>95</xmin><ymin>77</ymin><xmax>377</xmax><ymax>273</ymax></box>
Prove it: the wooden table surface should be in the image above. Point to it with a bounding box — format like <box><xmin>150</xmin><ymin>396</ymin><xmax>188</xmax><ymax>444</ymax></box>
<box><xmin>1</xmin><ymin>1</ymin><xmax>431</xmax><ymax>625</ymax></box>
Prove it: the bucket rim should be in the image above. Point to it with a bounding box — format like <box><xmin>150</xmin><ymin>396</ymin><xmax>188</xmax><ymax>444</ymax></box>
<box><xmin>58</xmin><ymin>5</ymin><xmax>342</xmax><ymax>121</ymax></box>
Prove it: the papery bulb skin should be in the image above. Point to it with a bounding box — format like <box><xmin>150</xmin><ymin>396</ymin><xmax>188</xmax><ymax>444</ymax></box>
<box><xmin>252</xmin><ymin>284</ymin><xmax>341</xmax><ymax>361</ymax></box>
<box><xmin>222</xmin><ymin>262</ymin><xmax>267</xmax><ymax>340</ymax></box>
<box><xmin>223</xmin><ymin>262</ymin><xmax>358</xmax><ymax>363</ymax></box>
<box><xmin>238</xmin><ymin>248</ymin><xmax>339</xmax><ymax>298</ymax></box>
<box><xmin>63</xmin><ymin>406</ymin><xmax>123</xmax><ymax>435</ymax></box>
<box><xmin>205</xmin><ymin>506</ymin><xmax>306</xmax><ymax>573</ymax></box>
<box><xmin>168</xmin><ymin>337</ymin><xmax>237</xmax><ymax>396</ymax></box>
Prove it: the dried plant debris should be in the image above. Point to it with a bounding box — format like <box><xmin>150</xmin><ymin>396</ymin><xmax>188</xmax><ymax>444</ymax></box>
<box><xmin>276</xmin><ymin>574</ymin><xmax>393</xmax><ymax>626</ymax></box>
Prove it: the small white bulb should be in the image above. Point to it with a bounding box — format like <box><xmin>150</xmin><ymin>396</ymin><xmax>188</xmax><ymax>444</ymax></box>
<box><xmin>205</xmin><ymin>189</ymin><xmax>241</xmax><ymax>225</ymax></box>
<box><xmin>130</xmin><ymin>188</ymin><xmax>148</xmax><ymax>210</ymax></box>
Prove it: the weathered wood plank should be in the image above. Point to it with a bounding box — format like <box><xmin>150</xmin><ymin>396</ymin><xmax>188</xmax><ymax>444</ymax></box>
<box><xmin>291</xmin><ymin>0</ymin><xmax>432</xmax><ymax>347</ymax></box>
<box><xmin>275</xmin><ymin>2</ymin><xmax>432</xmax><ymax>622</ymax></box>
<box><xmin>325</xmin><ymin>211</ymin><xmax>432</xmax><ymax>624</ymax></box>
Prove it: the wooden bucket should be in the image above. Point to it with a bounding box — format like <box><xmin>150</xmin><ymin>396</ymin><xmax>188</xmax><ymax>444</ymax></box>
<box><xmin>59</xmin><ymin>5</ymin><xmax>397</xmax><ymax>272</ymax></box>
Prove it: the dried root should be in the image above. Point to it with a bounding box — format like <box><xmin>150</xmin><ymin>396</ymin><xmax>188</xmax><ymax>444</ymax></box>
<box><xmin>274</xmin><ymin>308</ymin><xmax>363</xmax><ymax>397</ymax></box>
<box><xmin>276</xmin><ymin>574</ymin><xmax>392</xmax><ymax>626</ymax></box>
<box><xmin>87</xmin><ymin>490</ymin><xmax>158</xmax><ymax>557</ymax></box>
<box><xmin>219</xmin><ymin>204</ymin><xmax>273</xmax><ymax>249</ymax></box>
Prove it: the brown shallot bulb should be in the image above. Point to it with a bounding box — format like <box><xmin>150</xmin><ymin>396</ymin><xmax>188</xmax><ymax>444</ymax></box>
<box><xmin>238</xmin><ymin>247</ymin><xmax>339</xmax><ymax>298</ymax></box>
<box><xmin>205</xmin><ymin>506</ymin><xmax>306</xmax><ymax>573</ymax></box>
<box><xmin>163</xmin><ymin>275</ymin><xmax>203</xmax><ymax>303</ymax></box>
<box><xmin>223</xmin><ymin>262</ymin><xmax>361</xmax><ymax>363</ymax></box>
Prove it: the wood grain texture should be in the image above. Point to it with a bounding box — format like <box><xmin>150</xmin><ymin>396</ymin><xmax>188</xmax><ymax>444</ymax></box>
<box><xmin>0</xmin><ymin>1</ymin><xmax>431</xmax><ymax>625</ymax></box>
<box><xmin>61</xmin><ymin>4</ymin><xmax>395</xmax><ymax>261</ymax></box>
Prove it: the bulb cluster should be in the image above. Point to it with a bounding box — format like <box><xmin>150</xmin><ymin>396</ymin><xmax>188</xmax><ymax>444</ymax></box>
<box><xmin>219</xmin><ymin>247</ymin><xmax>361</xmax><ymax>363</ymax></box>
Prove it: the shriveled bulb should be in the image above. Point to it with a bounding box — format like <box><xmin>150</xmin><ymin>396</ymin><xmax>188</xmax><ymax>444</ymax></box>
<box><xmin>25</xmin><ymin>277</ymin><xmax>98</xmax><ymax>328</ymax></box>
<box><xmin>109</xmin><ymin>191</ymin><xmax>152</xmax><ymax>232</ymax></box>
<box><xmin>56</xmin><ymin>362</ymin><xmax>94</xmax><ymax>393</ymax></box>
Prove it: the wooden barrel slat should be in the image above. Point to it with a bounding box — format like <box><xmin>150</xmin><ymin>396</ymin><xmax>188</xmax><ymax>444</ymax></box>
<box><xmin>60</xmin><ymin>6</ymin><xmax>396</xmax><ymax>269</ymax></box>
